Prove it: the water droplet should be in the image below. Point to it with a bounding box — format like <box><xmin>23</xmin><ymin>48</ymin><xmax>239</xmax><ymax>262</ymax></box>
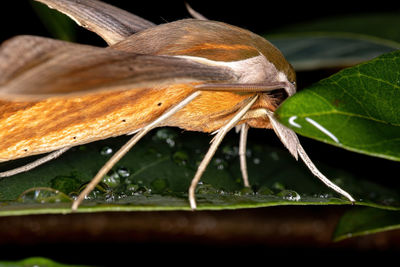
<box><xmin>253</xmin><ymin>158</ymin><xmax>260</xmax><ymax>164</ymax></box>
<box><xmin>173</xmin><ymin>151</ymin><xmax>189</xmax><ymax>166</ymax></box>
<box><xmin>235</xmin><ymin>187</ymin><xmax>254</xmax><ymax>196</ymax></box>
<box><xmin>272</xmin><ymin>182</ymin><xmax>285</xmax><ymax>191</ymax></box>
<box><xmin>278</xmin><ymin>190</ymin><xmax>301</xmax><ymax>201</ymax></box>
<box><xmin>247</xmin><ymin>149</ymin><xmax>253</xmax><ymax>158</ymax></box>
<box><xmin>125</xmin><ymin>181</ymin><xmax>151</xmax><ymax>195</ymax></box>
<box><xmin>117</xmin><ymin>167</ymin><xmax>130</xmax><ymax>177</ymax></box>
<box><xmin>269</xmin><ymin>152</ymin><xmax>279</xmax><ymax>161</ymax></box>
<box><xmin>126</xmin><ymin>183</ymin><xmax>139</xmax><ymax>192</ymax></box>
<box><xmin>166</xmin><ymin>138</ymin><xmax>175</xmax><ymax>147</ymax></box>
<box><xmin>50</xmin><ymin>175</ymin><xmax>81</xmax><ymax>195</ymax></box>
<box><xmin>153</xmin><ymin>128</ymin><xmax>177</xmax><ymax>147</ymax></box>
<box><xmin>221</xmin><ymin>145</ymin><xmax>239</xmax><ymax>160</ymax></box>
<box><xmin>102</xmin><ymin>171</ymin><xmax>120</xmax><ymax>188</ymax></box>
<box><xmin>257</xmin><ymin>186</ymin><xmax>274</xmax><ymax>195</ymax></box>
<box><xmin>100</xmin><ymin>146</ymin><xmax>113</xmax><ymax>156</ymax></box>
<box><xmin>79</xmin><ymin>182</ymin><xmax>112</xmax><ymax>200</ymax></box>
<box><xmin>313</xmin><ymin>193</ymin><xmax>332</xmax><ymax>199</ymax></box>
<box><xmin>212</xmin><ymin>157</ymin><xmax>227</xmax><ymax>170</ymax></box>
<box><xmin>18</xmin><ymin>187</ymin><xmax>71</xmax><ymax>203</ymax></box>
<box><xmin>150</xmin><ymin>178</ymin><xmax>169</xmax><ymax>193</ymax></box>
<box><xmin>218</xmin><ymin>189</ymin><xmax>226</xmax><ymax>195</ymax></box>
<box><xmin>346</xmin><ymin>233</ymin><xmax>353</xmax><ymax>238</ymax></box>
<box><xmin>196</xmin><ymin>182</ymin><xmax>218</xmax><ymax>194</ymax></box>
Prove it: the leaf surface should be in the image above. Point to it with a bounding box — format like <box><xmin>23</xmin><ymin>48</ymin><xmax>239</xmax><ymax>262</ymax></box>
<box><xmin>276</xmin><ymin>50</ymin><xmax>400</xmax><ymax>161</ymax></box>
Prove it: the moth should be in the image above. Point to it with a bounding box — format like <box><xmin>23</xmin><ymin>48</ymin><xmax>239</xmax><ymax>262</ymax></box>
<box><xmin>0</xmin><ymin>0</ymin><xmax>355</xmax><ymax>210</ymax></box>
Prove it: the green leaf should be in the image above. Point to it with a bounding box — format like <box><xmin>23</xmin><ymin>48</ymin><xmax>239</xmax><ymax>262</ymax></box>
<box><xmin>1</xmin><ymin>127</ymin><xmax>400</xmax><ymax>216</ymax></box>
<box><xmin>0</xmin><ymin>257</ymin><xmax>90</xmax><ymax>267</ymax></box>
<box><xmin>333</xmin><ymin>207</ymin><xmax>400</xmax><ymax>242</ymax></box>
<box><xmin>30</xmin><ymin>0</ymin><xmax>77</xmax><ymax>42</ymax></box>
<box><xmin>268</xmin><ymin>33</ymin><xmax>400</xmax><ymax>71</ymax></box>
<box><xmin>270</xmin><ymin>12</ymin><xmax>400</xmax><ymax>43</ymax></box>
<box><xmin>275</xmin><ymin>50</ymin><xmax>400</xmax><ymax>161</ymax></box>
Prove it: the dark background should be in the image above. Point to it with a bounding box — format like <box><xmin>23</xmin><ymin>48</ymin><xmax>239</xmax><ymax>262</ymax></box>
<box><xmin>0</xmin><ymin>0</ymin><xmax>400</xmax><ymax>265</ymax></box>
<box><xmin>2</xmin><ymin>0</ymin><xmax>400</xmax><ymax>42</ymax></box>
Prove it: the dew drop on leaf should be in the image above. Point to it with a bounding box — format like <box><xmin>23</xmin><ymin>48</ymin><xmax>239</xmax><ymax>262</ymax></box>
<box><xmin>277</xmin><ymin>190</ymin><xmax>301</xmax><ymax>201</ymax></box>
<box><xmin>117</xmin><ymin>167</ymin><xmax>130</xmax><ymax>177</ymax></box>
<box><xmin>50</xmin><ymin>175</ymin><xmax>81</xmax><ymax>195</ymax></box>
<box><xmin>100</xmin><ymin>146</ymin><xmax>113</xmax><ymax>156</ymax></box>
<box><xmin>153</xmin><ymin>128</ymin><xmax>177</xmax><ymax>147</ymax></box>
<box><xmin>257</xmin><ymin>186</ymin><xmax>274</xmax><ymax>195</ymax></box>
<box><xmin>195</xmin><ymin>182</ymin><xmax>219</xmax><ymax>194</ymax></box>
<box><xmin>234</xmin><ymin>187</ymin><xmax>254</xmax><ymax>196</ymax></box>
<box><xmin>150</xmin><ymin>178</ymin><xmax>169</xmax><ymax>194</ymax></box>
<box><xmin>18</xmin><ymin>187</ymin><xmax>71</xmax><ymax>203</ymax></box>
<box><xmin>102</xmin><ymin>171</ymin><xmax>120</xmax><ymax>188</ymax></box>
<box><xmin>173</xmin><ymin>151</ymin><xmax>189</xmax><ymax>166</ymax></box>
<box><xmin>272</xmin><ymin>182</ymin><xmax>286</xmax><ymax>191</ymax></box>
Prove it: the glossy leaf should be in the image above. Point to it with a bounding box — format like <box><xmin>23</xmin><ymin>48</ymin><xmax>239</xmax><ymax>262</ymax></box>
<box><xmin>0</xmin><ymin>128</ymin><xmax>400</xmax><ymax>216</ymax></box>
<box><xmin>270</xmin><ymin>12</ymin><xmax>400</xmax><ymax>43</ymax></box>
<box><xmin>333</xmin><ymin>207</ymin><xmax>400</xmax><ymax>241</ymax></box>
<box><xmin>0</xmin><ymin>257</ymin><xmax>90</xmax><ymax>267</ymax></box>
<box><xmin>31</xmin><ymin>0</ymin><xmax>77</xmax><ymax>42</ymax></box>
<box><xmin>269</xmin><ymin>33</ymin><xmax>399</xmax><ymax>71</ymax></box>
<box><xmin>275</xmin><ymin>50</ymin><xmax>400</xmax><ymax>161</ymax></box>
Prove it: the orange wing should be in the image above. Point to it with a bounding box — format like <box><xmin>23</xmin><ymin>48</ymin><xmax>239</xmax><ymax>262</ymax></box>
<box><xmin>0</xmin><ymin>36</ymin><xmax>252</xmax><ymax>161</ymax></box>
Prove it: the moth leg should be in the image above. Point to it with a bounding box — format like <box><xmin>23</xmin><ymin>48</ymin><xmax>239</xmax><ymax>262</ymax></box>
<box><xmin>265</xmin><ymin>110</ymin><xmax>355</xmax><ymax>203</ymax></box>
<box><xmin>72</xmin><ymin>91</ymin><xmax>201</xmax><ymax>211</ymax></box>
<box><xmin>239</xmin><ymin>123</ymin><xmax>250</xmax><ymax>187</ymax></box>
<box><xmin>189</xmin><ymin>95</ymin><xmax>258</xmax><ymax>210</ymax></box>
<box><xmin>296</xmin><ymin>145</ymin><xmax>355</xmax><ymax>203</ymax></box>
<box><xmin>0</xmin><ymin>147</ymin><xmax>70</xmax><ymax>178</ymax></box>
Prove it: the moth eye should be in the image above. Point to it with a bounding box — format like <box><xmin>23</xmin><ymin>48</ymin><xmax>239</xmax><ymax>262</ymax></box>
<box><xmin>291</xmin><ymin>81</ymin><xmax>296</xmax><ymax>86</ymax></box>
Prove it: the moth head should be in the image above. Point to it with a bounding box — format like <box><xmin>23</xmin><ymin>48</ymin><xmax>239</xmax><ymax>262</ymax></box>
<box><xmin>153</xmin><ymin>19</ymin><xmax>297</xmax><ymax>97</ymax></box>
<box><xmin>236</xmin><ymin>28</ymin><xmax>297</xmax><ymax>98</ymax></box>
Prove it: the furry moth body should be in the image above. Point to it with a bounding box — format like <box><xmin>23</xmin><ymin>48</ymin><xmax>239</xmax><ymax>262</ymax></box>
<box><xmin>0</xmin><ymin>0</ymin><xmax>355</xmax><ymax>210</ymax></box>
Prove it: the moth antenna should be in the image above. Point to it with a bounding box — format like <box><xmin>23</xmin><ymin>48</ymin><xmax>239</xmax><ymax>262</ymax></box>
<box><xmin>189</xmin><ymin>95</ymin><xmax>258</xmax><ymax>210</ymax></box>
<box><xmin>239</xmin><ymin>123</ymin><xmax>250</xmax><ymax>187</ymax></box>
<box><xmin>0</xmin><ymin>147</ymin><xmax>70</xmax><ymax>178</ymax></box>
<box><xmin>184</xmin><ymin>2</ymin><xmax>208</xmax><ymax>20</ymax></box>
<box><xmin>72</xmin><ymin>91</ymin><xmax>201</xmax><ymax>211</ymax></box>
<box><xmin>265</xmin><ymin>111</ymin><xmax>355</xmax><ymax>203</ymax></box>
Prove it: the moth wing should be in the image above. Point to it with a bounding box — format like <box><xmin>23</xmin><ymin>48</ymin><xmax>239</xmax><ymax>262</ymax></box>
<box><xmin>0</xmin><ymin>35</ymin><xmax>236</xmax><ymax>101</ymax></box>
<box><xmin>35</xmin><ymin>0</ymin><xmax>155</xmax><ymax>45</ymax></box>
